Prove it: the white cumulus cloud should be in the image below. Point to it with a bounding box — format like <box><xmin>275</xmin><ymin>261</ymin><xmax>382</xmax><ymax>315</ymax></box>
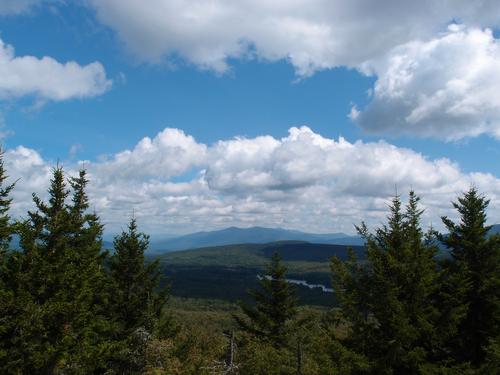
<box><xmin>93</xmin><ymin>128</ymin><xmax>207</xmax><ymax>183</ymax></box>
<box><xmin>355</xmin><ymin>25</ymin><xmax>500</xmax><ymax>140</ymax></box>
<box><xmin>3</xmin><ymin>127</ymin><xmax>499</xmax><ymax>235</ymax></box>
<box><xmin>0</xmin><ymin>38</ymin><xmax>111</xmax><ymax>102</ymax></box>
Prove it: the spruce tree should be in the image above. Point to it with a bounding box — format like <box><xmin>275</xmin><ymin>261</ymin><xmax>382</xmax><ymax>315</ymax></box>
<box><xmin>0</xmin><ymin>148</ymin><xmax>14</xmax><ymax>260</ymax></box>
<box><xmin>109</xmin><ymin>217</ymin><xmax>169</xmax><ymax>373</ymax></box>
<box><xmin>332</xmin><ymin>192</ymin><xmax>439</xmax><ymax>373</ymax></box>
<box><xmin>235</xmin><ymin>252</ymin><xmax>298</xmax><ymax>348</ymax></box>
<box><xmin>64</xmin><ymin>169</ymin><xmax>114</xmax><ymax>371</ymax></box>
<box><xmin>0</xmin><ymin>148</ymin><xmax>16</xmax><ymax>369</ymax></box>
<box><xmin>439</xmin><ymin>188</ymin><xmax>500</xmax><ymax>366</ymax></box>
<box><xmin>10</xmin><ymin>167</ymin><xmax>111</xmax><ymax>373</ymax></box>
<box><xmin>9</xmin><ymin>167</ymin><xmax>71</xmax><ymax>373</ymax></box>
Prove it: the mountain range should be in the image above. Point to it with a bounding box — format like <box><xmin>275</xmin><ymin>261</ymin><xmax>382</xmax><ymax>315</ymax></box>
<box><xmin>10</xmin><ymin>224</ymin><xmax>499</xmax><ymax>254</ymax></box>
<box><xmin>147</xmin><ymin>226</ymin><xmax>365</xmax><ymax>253</ymax></box>
<box><xmin>148</xmin><ymin>223</ymin><xmax>500</xmax><ymax>254</ymax></box>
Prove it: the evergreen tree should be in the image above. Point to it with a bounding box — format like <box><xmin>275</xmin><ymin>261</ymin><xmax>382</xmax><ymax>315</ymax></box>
<box><xmin>8</xmin><ymin>167</ymin><xmax>71</xmax><ymax>373</ymax></box>
<box><xmin>9</xmin><ymin>167</ymin><xmax>111</xmax><ymax>373</ymax></box>
<box><xmin>0</xmin><ymin>148</ymin><xmax>14</xmax><ymax>260</ymax></box>
<box><xmin>109</xmin><ymin>217</ymin><xmax>170</xmax><ymax>373</ymax></box>
<box><xmin>439</xmin><ymin>187</ymin><xmax>500</xmax><ymax>366</ymax></box>
<box><xmin>332</xmin><ymin>192</ymin><xmax>439</xmax><ymax>374</ymax></box>
<box><xmin>0</xmin><ymin>148</ymin><xmax>16</xmax><ymax>369</ymax></box>
<box><xmin>235</xmin><ymin>252</ymin><xmax>298</xmax><ymax>348</ymax></box>
<box><xmin>64</xmin><ymin>169</ymin><xmax>114</xmax><ymax>371</ymax></box>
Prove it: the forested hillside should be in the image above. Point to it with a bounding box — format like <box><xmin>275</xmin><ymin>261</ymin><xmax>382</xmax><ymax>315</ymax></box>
<box><xmin>1</xmin><ymin>152</ymin><xmax>499</xmax><ymax>374</ymax></box>
<box><xmin>155</xmin><ymin>242</ymin><xmax>364</xmax><ymax>306</ymax></box>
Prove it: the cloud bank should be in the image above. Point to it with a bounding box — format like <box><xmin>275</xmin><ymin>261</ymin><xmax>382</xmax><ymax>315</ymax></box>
<box><xmin>5</xmin><ymin>127</ymin><xmax>500</xmax><ymax>235</ymax></box>
<box><xmin>88</xmin><ymin>0</ymin><xmax>500</xmax><ymax>76</ymax></box>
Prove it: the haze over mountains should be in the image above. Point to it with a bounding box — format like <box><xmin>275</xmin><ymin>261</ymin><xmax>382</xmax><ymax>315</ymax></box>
<box><xmin>147</xmin><ymin>226</ymin><xmax>365</xmax><ymax>253</ymax></box>
<box><xmin>12</xmin><ymin>224</ymin><xmax>499</xmax><ymax>254</ymax></box>
<box><xmin>145</xmin><ymin>224</ymin><xmax>500</xmax><ymax>254</ymax></box>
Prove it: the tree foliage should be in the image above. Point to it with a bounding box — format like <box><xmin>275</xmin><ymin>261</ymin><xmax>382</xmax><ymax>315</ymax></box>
<box><xmin>235</xmin><ymin>252</ymin><xmax>298</xmax><ymax>348</ymax></box>
<box><xmin>332</xmin><ymin>192</ymin><xmax>440</xmax><ymax>374</ymax></box>
<box><xmin>438</xmin><ymin>188</ymin><xmax>500</xmax><ymax>366</ymax></box>
<box><xmin>0</xmin><ymin>148</ymin><xmax>16</xmax><ymax>368</ymax></box>
<box><xmin>108</xmin><ymin>217</ymin><xmax>171</xmax><ymax>373</ymax></box>
<box><xmin>3</xmin><ymin>167</ymin><xmax>112</xmax><ymax>372</ymax></box>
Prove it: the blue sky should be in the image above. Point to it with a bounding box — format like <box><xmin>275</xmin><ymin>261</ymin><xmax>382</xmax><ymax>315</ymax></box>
<box><xmin>1</xmin><ymin>1</ymin><xmax>500</xmax><ymax>235</ymax></box>
<box><xmin>2</xmin><ymin>3</ymin><xmax>372</xmax><ymax>157</ymax></box>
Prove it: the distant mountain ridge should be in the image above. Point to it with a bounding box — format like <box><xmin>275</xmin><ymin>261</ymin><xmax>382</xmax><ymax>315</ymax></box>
<box><xmin>148</xmin><ymin>226</ymin><xmax>364</xmax><ymax>253</ymax></box>
<box><xmin>148</xmin><ymin>224</ymin><xmax>500</xmax><ymax>254</ymax></box>
<box><xmin>490</xmin><ymin>224</ymin><xmax>500</xmax><ymax>235</ymax></box>
<box><xmin>9</xmin><ymin>224</ymin><xmax>499</xmax><ymax>253</ymax></box>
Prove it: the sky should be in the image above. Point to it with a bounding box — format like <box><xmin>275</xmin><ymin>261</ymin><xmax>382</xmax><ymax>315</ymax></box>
<box><xmin>0</xmin><ymin>0</ymin><xmax>500</xmax><ymax>236</ymax></box>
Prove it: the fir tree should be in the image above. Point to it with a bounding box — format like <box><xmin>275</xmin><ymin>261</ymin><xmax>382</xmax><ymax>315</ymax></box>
<box><xmin>0</xmin><ymin>148</ymin><xmax>16</xmax><ymax>369</ymax></box>
<box><xmin>10</xmin><ymin>166</ymin><xmax>72</xmax><ymax>373</ymax></box>
<box><xmin>64</xmin><ymin>169</ymin><xmax>114</xmax><ymax>371</ymax></box>
<box><xmin>332</xmin><ymin>192</ymin><xmax>439</xmax><ymax>374</ymax></box>
<box><xmin>0</xmin><ymin>148</ymin><xmax>14</xmax><ymax>260</ymax></box>
<box><xmin>10</xmin><ymin>167</ymin><xmax>111</xmax><ymax>373</ymax></box>
<box><xmin>439</xmin><ymin>187</ymin><xmax>500</xmax><ymax>366</ymax></box>
<box><xmin>109</xmin><ymin>217</ymin><xmax>170</xmax><ymax>373</ymax></box>
<box><xmin>235</xmin><ymin>252</ymin><xmax>298</xmax><ymax>348</ymax></box>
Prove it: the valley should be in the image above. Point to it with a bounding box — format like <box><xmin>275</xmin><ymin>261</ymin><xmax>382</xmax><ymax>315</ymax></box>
<box><xmin>153</xmin><ymin>241</ymin><xmax>365</xmax><ymax>306</ymax></box>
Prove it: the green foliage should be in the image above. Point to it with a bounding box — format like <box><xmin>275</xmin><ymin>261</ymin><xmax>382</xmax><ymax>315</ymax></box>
<box><xmin>438</xmin><ymin>188</ymin><xmax>500</xmax><ymax>366</ymax></box>
<box><xmin>332</xmin><ymin>191</ymin><xmax>440</xmax><ymax>374</ymax></box>
<box><xmin>479</xmin><ymin>335</ymin><xmax>500</xmax><ymax>374</ymax></box>
<box><xmin>0</xmin><ymin>148</ymin><xmax>16</xmax><ymax>369</ymax></box>
<box><xmin>0</xmin><ymin>148</ymin><xmax>14</xmax><ymax>258</ymax></box>
<box><xmin>156</xmin><ymin>241</ymin><xmax>358</xmax><ymax>306</ymax></box>
<box><xmin>5</xmin><ymin>167</ymin><xmax>113</xmax><ymax>373</ymax></box>
<box><xmin>108</xmin><ymin>217</ymin><xmax>171</xmax><ymax>373</ymax></box>
<box><xmin>235</xmin><ymin>308</ymin><xmax>369</xmax><ymax>375</ymax></box>
<box><xmin>235</xmin><ymin>252</ymin><xmax>299</xmax><ymax>348</ymax></box>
